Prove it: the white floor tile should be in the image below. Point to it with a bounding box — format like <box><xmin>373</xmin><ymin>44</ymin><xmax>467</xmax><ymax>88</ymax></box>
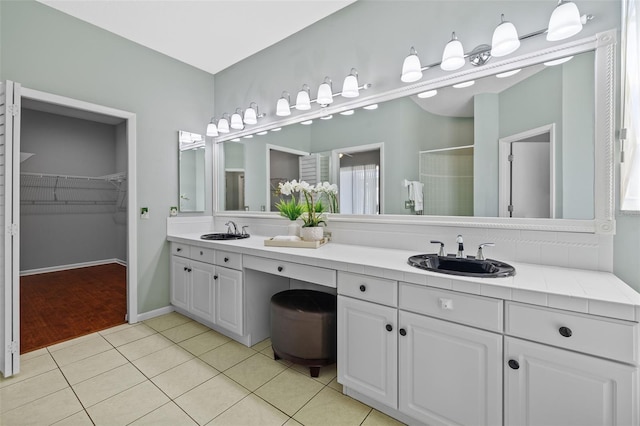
<box><xmin>0</xmin><ymin>387</ymin><xmax>83</xmax><ymax>426</ymax></box>
<box><xmin>86</xmin><ymin>381</ymin><xmax>170</xmax><ymax>426</ymax></box>
<box><xmin>0</xmin><ymin>369</ymin><xmax>69</xmax><ymax>413</ymax></box>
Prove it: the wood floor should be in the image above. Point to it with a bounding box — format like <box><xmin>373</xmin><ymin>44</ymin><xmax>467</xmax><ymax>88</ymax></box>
<box><xmin>20</xmin><ymin>263</ymin><xmax>126</xmax><ymax>354</ymax></box>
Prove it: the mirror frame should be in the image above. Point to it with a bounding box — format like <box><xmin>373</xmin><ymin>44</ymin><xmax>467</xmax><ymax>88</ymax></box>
<box><xmin>179</xmin><ymin>130</ymin><xmax>206</xmax><ymax>213</ymax></box>
<box><xmin>214</xmin><ymin>30</ymin><xmax>617</xmax><ymax>234</ymax></box>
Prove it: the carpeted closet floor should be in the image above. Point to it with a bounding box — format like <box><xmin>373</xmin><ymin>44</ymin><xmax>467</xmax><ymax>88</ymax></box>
<box><xmin>20</xmin><ymin>263</ymin><xmax>126</xmax><ymax>354</ymax></box>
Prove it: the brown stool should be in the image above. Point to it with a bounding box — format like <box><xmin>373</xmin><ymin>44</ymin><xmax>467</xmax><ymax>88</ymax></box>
<box><xmin>270</xmin><ymin>289</ymin><xmax>337</xmax><ymax>377</ymax></box>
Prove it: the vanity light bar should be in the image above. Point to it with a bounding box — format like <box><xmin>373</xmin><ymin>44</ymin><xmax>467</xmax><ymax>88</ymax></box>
<box><xmin>400</xmin><ymin>3</ymin><xmax>594</xmax><ymax>82</ymax></box>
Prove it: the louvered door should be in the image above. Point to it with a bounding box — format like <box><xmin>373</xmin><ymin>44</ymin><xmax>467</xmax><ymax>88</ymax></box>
<box><xmin>0</xmin><ymin>80</ymin><xmax>20</xmax><ymax>378</ymax></box>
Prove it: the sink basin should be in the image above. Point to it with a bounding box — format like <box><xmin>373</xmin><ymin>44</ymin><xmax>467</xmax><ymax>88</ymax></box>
<box><xmin>408</xmin><ymin>254</ymin><xmax>515</xmax><ymax>278</ymax></box>
<box><xmin>200</xmin><ymin>233</ymin><xmax>250</xmax><ymax>241</ymax></box>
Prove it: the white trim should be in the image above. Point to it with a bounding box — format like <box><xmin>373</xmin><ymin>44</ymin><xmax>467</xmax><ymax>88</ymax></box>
<box><xmin>214</xmin><ymin>30</ymin><xmax>617</xmax><ymax>235</ymax></box>
<box><xmin>136</xmin><ymin>305</ymin><xmax>175</xmax><ymax>322</ymax></box>
<box><xmin>20</xmin><ymin>87</ymin><xmax>139</xmax><ymax>322</ymax></box>
<box><xmin>419</xmin><ymin>144</ymin><xmax>474</xmax><ymax>155</ymax></box>
<box><xmin>20</xmin><ymin>259</ymin><xmax>126</xmax><ymax>276</ymax></box>
<box><xmin>498</xmin><ymin>124</ymin><xmax>556</xmax><ymax>219</ymax></box>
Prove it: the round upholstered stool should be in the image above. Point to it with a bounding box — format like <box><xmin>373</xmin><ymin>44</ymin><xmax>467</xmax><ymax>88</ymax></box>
<box><xmin>270</xmin><ymin>289</ymin><xmax>337</xmax><ymax>377</ymax></box>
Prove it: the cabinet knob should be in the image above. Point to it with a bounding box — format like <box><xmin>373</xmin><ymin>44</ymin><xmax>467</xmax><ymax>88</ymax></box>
<box><xmin>508</xmin><ymin>359</ymin><xmax>520</xmax><ymax>370</ymax></box>
<box><xmin>183</xmin><ymin>266</ymin><xmax>188</xmax><ymax>271</ymax></box>
<box><xmin>399</xmin><ymin>328</ymin><xmax>407</xmax><ymax>336</ymax></box>
<box><xmin>277</xmin><ymin>266</ymin><xmax>283</xmax><ymax>272</ymax></box>
<box><xmin>359</xmin><ymin>284</ymin><xmax>366</xmax><ymax>292</ymax></box>
<box><xmin>187</xmin><ymin>268</ymin><xmax>192</xmax><ymax>272</ymax></box>
<box><xmin>177</xmin><ymin>248</ymin><xmax>182</xmax><ymax>252</ymax></box>
<box><xmin>559</xmin><ymin>326</ymin><xmax>572</xmax><ymax>338</ymax></box>
<box><xmin>224</xmin><ymin>257</ymin><xmax>229</xmax><ymax>262</ymax></box>
<box><xmin>200</xmin><ymin>251</ymin><xmax>203</xmax><ymax>255</ymax></box>
<box><xmin>214</xmin><ymin>274</ymin><xmax>218</xmax><ymax>280</ymax></box>
<box><xmin>385</xmin><ymin>324</ymin><xmax>393</xmax><ymax>332</ymax></box>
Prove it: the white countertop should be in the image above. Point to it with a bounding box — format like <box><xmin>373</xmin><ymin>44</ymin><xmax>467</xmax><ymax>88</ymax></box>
<box><xmin>167</xmin><ymin>232</ymin><xmax>640</xmax><ymax>322</ymax></box>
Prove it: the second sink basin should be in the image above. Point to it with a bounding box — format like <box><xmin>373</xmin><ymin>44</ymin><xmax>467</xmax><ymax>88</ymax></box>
<box><xmin>408</xmin><ymin>254</ymin><xmax>515</xmax><ymax>278</ymax></box>
<box><xmin>200</xmin><ymin>233</ymin><xmax>250</xmax><ymax>241</ymax></box>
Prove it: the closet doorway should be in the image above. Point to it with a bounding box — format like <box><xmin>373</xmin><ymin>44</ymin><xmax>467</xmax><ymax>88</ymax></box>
<box><xmin>20</xmin><ymin>101</ymin><xmax>128</xmax><ymax>353</ymax></box>
<box><xmin>1</xmin><ymin>82</ymin><xmax>137</xmax><ymax>376</ymax></box>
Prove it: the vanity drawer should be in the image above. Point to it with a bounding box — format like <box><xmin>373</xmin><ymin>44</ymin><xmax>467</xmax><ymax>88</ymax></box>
<box><xmin>338</xmin><ymin>271</ymin><xmax>397</xmax><ymax>307</ymax></box>
<box><xmin>190</xmin><ymin>246</ymin><xmax>215</xmax><ymax>264</ymax></box>
<box><xmin>171</xmin><ymin>243</ymin><xmax>191</xmax><ymax>258</ymax></box>
<box><xmin>216</xmin><ymin>250</ymin><xmax>242</xmax><ymax>270</ymax></box>
<box><xmin>243</xmin><ymin>255</ymin><xmax>336</xmax><ymax>288</ymax></box>
<box><xmin>505</xmin><ymin>302</ymin><xmax>639</xmax><ymax>364</ymax></box>
<box><xmin>399</xmin><ymin>283</ymin><xmax>503</xmax><ymax>333</ymax></box>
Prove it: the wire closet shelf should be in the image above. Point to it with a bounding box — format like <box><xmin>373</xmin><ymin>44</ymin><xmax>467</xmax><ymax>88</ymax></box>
<box><xmin>20</xmin><ymin>172</ymin><xmax>127</xmax><ymax>215</ymax></box>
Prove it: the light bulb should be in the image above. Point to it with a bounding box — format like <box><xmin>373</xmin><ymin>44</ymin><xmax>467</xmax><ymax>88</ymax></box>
<box><xmin>547</xmin><ymin>1</ymin><xmax>583</xmax><ymax>41</ymax></box>
<box><xmin>317</xmin><ymin>79</ymin><xmax>333</xmax><ymax>105</ymax></box>
<box><xmin>206</xmin><ymin>121</ymin><xmax>218</xmax><ymax>137</ymax></box>
<box><xmin>401</xmin><ymin>47</ymin><xmax>423</xmax><ymax>82</ymax></box>
<box><xmin>295</xmin><ymin>86</ymin><xmax>311</xmax><ymax>110</ymax></box>
<box><xmin>491</xmin><ymin>15</ymin><xmax>520</xmax><ymax>57</ymax></box>
<box><xmin>342</xmin><ymin>69</ymin><xmax>359</xmax><ymax>98</ymax></box>
<box><xmin>441</xmin><ymin>33</ymin><xmax>465</xmax><ymax>71</ymax></box>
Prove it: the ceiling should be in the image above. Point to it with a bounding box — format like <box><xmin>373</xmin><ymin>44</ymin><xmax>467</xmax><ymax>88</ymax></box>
<box><xmin>36</xmin><ymin>0</ymin><xmax>356</xmax><ymax>75</ymax></box>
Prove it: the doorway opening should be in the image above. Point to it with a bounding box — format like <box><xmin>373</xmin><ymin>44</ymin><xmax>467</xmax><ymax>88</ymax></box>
<box><xmin>332</xmin><ymin>143</ymin><xmax>383</xmax><ymax>214</ymax></box>
<box><xmin>1</xmin><ymin>82</ymin><xmax>137</xmax><ymax>376</ymax></box>
<box><xmin>499</xmin><ymin>124</ymin><xmax>556</xmax><ymax>218</ymax></box>
<box><xmin>267</xmin><ymin>145</ymin><xmax>309</xmax><ymax>211</ymax></box>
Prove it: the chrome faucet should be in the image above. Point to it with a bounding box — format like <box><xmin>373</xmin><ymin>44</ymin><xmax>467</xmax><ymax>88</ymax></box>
<box><xmin>476</xmin><ymin>243</ymin><xmax>495</xmax><ymax>260</ymax></box>
<box><xmin>430</xmin><ymin>240</ymin><xmax>446</xmax><ymax>257</ymax></box>
<box><xmin>241</xmin><ymin>225</ymin><xmax>249</xmax><ymax>236</ymax></box>
<box><xmin>225</xmin><ymin>221</ymin><xmax>238</xmax><ymax>235</ymax></box>
<box><xmin>456</xmin><ymin>235</ymin><xmax>464</xmax><ymax>258</ymax></box>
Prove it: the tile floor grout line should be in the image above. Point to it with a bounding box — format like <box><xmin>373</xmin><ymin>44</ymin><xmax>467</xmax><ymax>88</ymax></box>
<box><xmin>6</xmin><ymin>314</ymin><xmax>395</xmax><ymax>426</ymax></box>
<box><xmin>44</xmin><ymin>346</ymin><xmax>98</xmax><ymax>425</ymax></box>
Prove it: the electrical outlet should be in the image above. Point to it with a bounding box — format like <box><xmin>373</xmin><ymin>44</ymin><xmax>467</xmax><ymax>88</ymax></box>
<box><xmin>140</xmin><ymin>207</ymin><xmax>149</xmax><ymax>219</ymax></box>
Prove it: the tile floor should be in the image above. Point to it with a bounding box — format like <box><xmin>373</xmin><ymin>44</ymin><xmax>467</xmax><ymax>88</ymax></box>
<box><xmin>0</xmin><ymin>312</ymin><xmax>404</xmax><ymax>426</ymax></box>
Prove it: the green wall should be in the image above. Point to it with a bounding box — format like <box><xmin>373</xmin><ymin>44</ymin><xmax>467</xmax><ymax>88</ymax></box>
<box><xmin>1</xmin><ymin>0</ymin><xmax>215</xmax><ymax>314</ymax></box>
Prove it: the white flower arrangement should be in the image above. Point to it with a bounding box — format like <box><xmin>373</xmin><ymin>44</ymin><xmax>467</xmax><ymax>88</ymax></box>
<box><xmin>277</xmin><ymin>180</ymin><xmax>338</xmax><ymax>227</ymax></box>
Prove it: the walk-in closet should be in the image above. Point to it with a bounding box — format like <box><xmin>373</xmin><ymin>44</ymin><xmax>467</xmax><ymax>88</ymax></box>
<box><xmin>19</xmin><ymin>101</ymin><xmax>128</xmax><ymax>353</ymax></box>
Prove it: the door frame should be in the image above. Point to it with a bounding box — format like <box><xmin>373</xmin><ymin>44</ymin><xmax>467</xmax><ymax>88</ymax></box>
<box><xmin>498</xmin><ymin>124</ymin><xmax>556</xmax><ymax>218</ymax></box>
<box><xmin>266</xmin><ymin>144</ymin><xmax>309</xmax><ymax>212</ymax></box>
<box><xmin>19</xmin><ymin>87</ymin><xmax>138</xmax><ymax>324</ymax></box>
<box><xmin>331</xmin><ymin>142</ymin><xmax>385</xmax><ymax>214</ymax></box>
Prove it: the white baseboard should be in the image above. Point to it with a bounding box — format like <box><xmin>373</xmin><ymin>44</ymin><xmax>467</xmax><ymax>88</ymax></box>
<box><xmin>20</xmin><ymin>259</ymin><xmax>127</xmax><ymax>276</ymax></box>
<box><xmin>135</xmin><ymin>305</ymin><xmax>175</xmax><ymax>322</ymax></box>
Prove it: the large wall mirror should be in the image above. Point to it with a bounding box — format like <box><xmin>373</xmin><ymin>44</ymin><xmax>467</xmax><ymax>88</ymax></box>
<box><xmin>215</xmin><ymin>30</ymin><xmax>615</xmax><ymax>234</ymax></box>
<box><xmin>179</xmin><ymin>130</ymin><xmax>206</xmax><ymax>212</ymax></box>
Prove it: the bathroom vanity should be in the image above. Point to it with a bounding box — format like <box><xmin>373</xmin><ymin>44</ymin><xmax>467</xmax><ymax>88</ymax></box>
<box><xmin>167</xmin><ymin>230</ymin><xmax>640</xmax><ymax>426</ymax></box>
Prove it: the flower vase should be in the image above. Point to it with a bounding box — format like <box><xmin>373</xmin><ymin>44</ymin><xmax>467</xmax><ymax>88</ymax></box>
<box><xmin>287</xmin><ymin>222</ymin><xmax>301</xmax><ymax>237</ymax></box>
<box><xmin>300</xmin><ymin>226</ymin><xmax>324</xmax><ymax>242</ymax></box>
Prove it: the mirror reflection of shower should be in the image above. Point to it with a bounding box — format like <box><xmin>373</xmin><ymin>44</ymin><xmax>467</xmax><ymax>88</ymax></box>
<box><xmin>334</xmin><ymin>145</ymin><xmax>382</xmax><ymax>215</ymax></box>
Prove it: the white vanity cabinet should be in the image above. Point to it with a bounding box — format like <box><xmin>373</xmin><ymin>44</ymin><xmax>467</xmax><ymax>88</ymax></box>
<box><xmin>338</xmin><ymin>273</ymin><xmax>503</xmax><ymax>426</ymax></box>
<box><xmin>398</xmin><ymin>283</ymin><xmax>503</xmax><ymax>426</ymax></box>
<box><xmin>170</xmin><ymin>243</ymin><xmax>243</xmax><ymax>336</ymax></box>
<box><xmin>504</xmin><ymin>302</ymin><xmax>639</xmax><ymax>426</ymax></box>
<box><xmin>338</xmin><ymin>278</ymin><xmax>398</xmax><ymax>409</ymax></box>
<box><xmin>214</xmin><ymin>263</ymin><xmax>243</xmax><ymax>335</ymax></box>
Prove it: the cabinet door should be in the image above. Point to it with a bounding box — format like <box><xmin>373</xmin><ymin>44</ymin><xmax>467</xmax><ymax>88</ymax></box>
<box><xmin>170</xmin><ymin>255</ymin><xmax>190</xmax><ymax>310</ymax></box>
<box><xmin>215</xmin><ymin>266</ymin><xmax>243</xmax><ymax>335</ymax></box>
<box><xmin>189</xmin><ymin>260</ymin><xmax>216</xmax><ymax>322</ymax></box>
<box><xmin>398</xmin><ymin>310</ymin><xmax>502</xmax><ymax>426</ymax></box>
<box><xmin>505</xmin><ymin>337</ymin><xmax>638</xmax><ymax>426</ymax></box>
<box><xmin>338</xmin><ymin>296</ymin><xmax>397</xmax><ymax>409</ymax></box>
